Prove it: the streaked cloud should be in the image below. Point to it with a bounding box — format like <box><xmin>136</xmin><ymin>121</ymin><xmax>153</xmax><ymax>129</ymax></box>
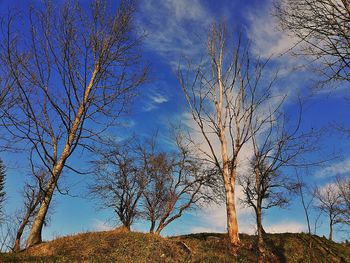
<box><xmin>246</xmin><ymin>4</ymin><xmax>298</xmax><ymax>60</ymax></box>
<box><xmin>143</xmin><ymin>90</ymin><xmax>169</xmax><ymax>112</ymax></box>
<box><xmin>149</xmin><ymin>94</ymin><xmax>168</xmax><ymax>104</ymax></box>
<box><xmin>315</xmin><ymin>158</ymin><xmax>350</xmax><ymax>178</ymax></box>
<box><xmin>138</xmin><ymin>0</ymin><xmax>213</xmax><ymax>68</ymax></box>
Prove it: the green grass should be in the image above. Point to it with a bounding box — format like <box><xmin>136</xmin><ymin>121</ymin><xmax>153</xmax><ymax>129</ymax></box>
<box><xmin>1</xmin><ymin>230</ymin><xmax>349</xmax><ymax>262</ymax></box>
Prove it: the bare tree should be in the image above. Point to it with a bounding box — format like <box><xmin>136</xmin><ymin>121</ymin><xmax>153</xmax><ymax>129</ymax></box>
<box><xmin>89</xmin><ymin>132</ymin><xmax>215</xmax><ymax>235</ymax></box>
<box><xmin>275</xmin><ymin>0</ymin><xmax>350</xmax><ymax>85</ymax></box>
<box><xmin>141</xmin><ymin>151</ymin><xmax>172</xmax><ymax>234</ymax></box>
<box><xmin>0</xmin><ymin>0</ymin><xmax>146</xmax><ymax>247</ymax></box>
<box><xmin>295</xmin><ymin>171</ymin><xmax>315</xmax><ymax>236</ymax></box>
<box><xmin>0</xmin><ymin>55</ymin><xmax>15</xmax><ymax>129</ymax></box>
<box><xmin>314</xmin><ymin>183</ymin><xmax>343</xmax><ymax>241</ymax></box>
<box><xmin>238</xmin><ymin>96</ymin><xmax>320</xmax><ymax>262</ymax></box>
<box><xmin>12</xmin><ymin>171</ymin><xmax>48</xmax><ymax>252</ymax></box>
<box><xmin>178</xmin><ymin>23</ymin><xmax>282</xmax><ymax>249</ymax></box>
<box><xmin>0</xmin><ymin>219</ymin><xmax>17</xmax><ymax>253</ymax></box>
<box><xmin>294</xmin><ymin>170</ymin><xmax>322</xmax><ymax>253</ymax></box>
<box><xmin>89</xmin><ymin>138</ymin><xmax>146</xmax><ymax>231</ymax></box>
<box><xmin>240</xmin><ymin>162</ymin><xmax>290</xmax><ymax>262</ymax></box>
<box><xmin>141</xmin><ymin>134</ymin><xmax>215</xmax><ymax>235</ymax></box>
<box><xmin>335</xmin><ymin>175</ymin><xmax>350</xmax><ymax>225</ymax></box>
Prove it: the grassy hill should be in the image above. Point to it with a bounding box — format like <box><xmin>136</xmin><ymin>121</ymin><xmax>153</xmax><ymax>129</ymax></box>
<box><xmin>1</xmin><ymin>228</ymin><xmax>349</xmax><ymax>262</ymax></box>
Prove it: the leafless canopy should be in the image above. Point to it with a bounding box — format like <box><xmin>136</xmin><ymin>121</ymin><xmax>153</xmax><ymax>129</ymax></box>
<box><xmin>335</xmin><ymin>175</ymin><xmax>350</xmax><ymax>225</ymax></box>
<box><xmin>90</xmin><ymin>138</ymin><xmax>147</xmax><ymax>230</ymax></box>
<box><xmin>240</xmin><ymin>101</ymin><xmax>318</xmax><ymax>210</ymax></box>
<box><xmin>90</xmin><ymin>132</ymin><xmax>216</xmax><ymax>235</ymax></box>
<box><xmin>0</xmin><ymin>0</ymin><xmax>146</xmax><ymax>173</ymax></box>
<box><xmin>12</xmin><ymin>170</ymin><xmax>49</xmax><ymax>252</ymax></box>
<box><xmin>314</xmin><ymin>183</ymin><xmax>343</xmax><ymax>240</ymax></box>
<box><xmin>140</xmin><ymin>133</ymin><xmax>216</xmax><ymax>235</ymax></box>
<box><xmin>238</xmin><ymin>102</ymin><xmax>319</xmax><ymax>262</ymax></box>
<box><xmin>0</xmin><ymin>0</ymin><xmax>147</xmax><ymax>247</ymax></box>
<box><xmin>275</xmin><ymin>0</ymin><xmax>350</xmax><ymax>84</ymax></box>
<box><xmin>178</xmin><ymin>22</ymin><xmax>282</xmax><ymax>248</ymax></box>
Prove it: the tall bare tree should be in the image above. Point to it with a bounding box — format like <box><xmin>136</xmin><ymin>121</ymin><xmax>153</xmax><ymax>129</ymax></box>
<box><xmin>178</xmin><ymin>23</ymin><xmax>280</xmax><ymax>249</ymax></box>
<box><xmin>0</xmin><ymin>0</ymin><xmax>146</xmax><ymax>247</ymax></box>
<box><xmin>275</xmin><ymin>0</ymin><xmax>350</xmax><ymax>85</ymax></box>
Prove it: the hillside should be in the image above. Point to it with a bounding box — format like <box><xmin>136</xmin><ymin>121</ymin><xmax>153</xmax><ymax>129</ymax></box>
<box><xmin>1</xmin><ymin>228</ymin><xmax>349</xmax><ymax>262</ymax></box>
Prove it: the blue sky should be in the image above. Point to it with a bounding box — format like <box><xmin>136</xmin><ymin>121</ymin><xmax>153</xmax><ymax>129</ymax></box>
<box><xmin>1</xmin><ymin>0</ymin><xmax>350</xmax><ymax>243</ymax></box>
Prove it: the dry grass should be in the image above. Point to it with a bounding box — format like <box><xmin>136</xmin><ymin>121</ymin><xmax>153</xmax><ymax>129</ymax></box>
<box><xmin>0</xmin><ymin>230</ymin><xmax>349</xmax><ymax>262</ymax></box>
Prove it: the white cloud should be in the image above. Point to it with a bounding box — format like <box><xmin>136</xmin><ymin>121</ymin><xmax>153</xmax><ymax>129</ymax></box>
<box><xmin>192</xmin><ymin>205</ymin><xmax>227</xmax><ymax>232</ymax></box>
<box><xmin>91</xmin><ymin>219</ymin><xmax>114</xmax><ymax>231</ymax></box>
<box><xmin>138</xmin><ymin>0</ymin><xmax>213</xmax><ymax>68</ymax></box>
<box><xmin>245</xmin><ymin>0</ymin><xmax>311</xmax><ymax>95</ymax></box>
<box><xmin>315</xmin><ymin>158</ymin><xmax>350</xmax><ymax>178</ymax></box>
<box><xmin>190</xmin><ymin>203</ymin><xmax>306</xmax><ymax>235</ymax></box>
<box><xmin>246</xmin><ymin>1</ymin><xmax>298</xmax><ymax>60</ymax></box>
<box><xmin>264</xmin><ymin>220</ymin><xmax>306</xmax><ymax>233</ymax></box>
<box><xmin>189</xmin><ymin>185</ymin><xmax>257</xmax><ymax>235</ymax></box>
<box><xmin>150</xmin><ymin>94</ymin><xmax>168</xmax><ymax>104</ymax></box>
<box><xmin>143</xmin><ymin>90</ymin><xmax>169</xmax><ymax>112</ymax></box>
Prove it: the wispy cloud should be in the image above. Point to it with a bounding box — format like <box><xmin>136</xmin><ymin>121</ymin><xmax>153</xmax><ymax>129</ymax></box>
<box><xmin>246</xmin><ymin>5</ymin><xmax>298</xmax><ymax>60</ymax></box>
<box><xmin>149</xmin><ymin>94</ymin><xmax>168</xmax><ymax>104</ymax></box>
<box><xmin>143</xmin><ymin>90</ymin><xmax>169</xmax><ymax>112</ymax></box>
<box><xmin>315</xmin><ymin>158</ymin><xmax>350</xmax><ymax>178</ymax></box>
<box><xmin>138</xmin><ymin>0</ymin><xmax>213</xmax><ymax>68</ymax></box>
<box><xmin>245</xmin><ymin>1</ymin><xmax>314</xmax><ymax>106</ymax></box>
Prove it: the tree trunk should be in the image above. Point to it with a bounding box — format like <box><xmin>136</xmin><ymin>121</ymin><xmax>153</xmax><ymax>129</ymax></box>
<box><xmin>222</xmin><ymin>156</ymin><xmax>239</xmax><ymax>250</ymax></box>
<box><xmin>215</xmin><ymin>42</ymin><xmax>240</xmax><ymax>249</ymax></box>
<box><xmin>154</xmin><ymin>226</ymin><xmax>163</xmax><ymax>236</ymax></box>
<box><xmin>154</xmin><ymin>218</ymin><xmax>166</xmax><ymax>235</ymax></box>
<box><xmin>13</xmin><ymin>239</ymin><xmax>20</xmax><ymax>253</ymax></box>
<box><xmin>305</xmin><ymin>207</ymin><xmax>311</xmax><ymax>235</ymax></box>
<box><xmin>25</xmin><ymin>67</ymin><xmax>98</xmax><ymax>248</ymax></box>
<box><xmin>225</xmin><ymin>182</ymin><xmax>239</xmax><ymax>247</ymax></box>
<box><xmin>329</xmin><ymin>220</ymin><xmax>333</xmax><ymax>241</ymax></box>
<box><xmin>25</xmin><ymin>175</ymin><xmax>57</xmax><ymax>248</ymax></box>
<box><xmin>256</xmin><ymin>199</ymin><xmax>266</xmax><ymax>263</ymax></box>
<box><xmin>13</xmin><ymin>219</ymin><xmax>29</xmax><ymax>252</ymax></box>
<box><xmin>221</xmin><ymin>136</ymin><xmax>239</xmax><ymax>250</ymax></box>
<box><xmin>13</xmin><ymin>209</ymin><xmax>33</xmax><ymax>252</ymax></box>
<box><xmin>149</xmin><ymin>217</ymin><xmax>156</xmax><ymax>234</ymax></box>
